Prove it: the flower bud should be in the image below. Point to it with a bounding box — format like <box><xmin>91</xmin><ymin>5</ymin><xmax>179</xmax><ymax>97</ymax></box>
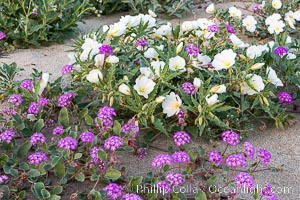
<box><xmin>118</xmin><ymin>84</ymin><xmax>131</xmax><ymax>95</ymax></box>
<box><xmin>123</xmin><ymin>76</ymin><xmax>128</xmax><ymax>81</ymax></box>
<box><xmin>155</xmin><ymin>96</ymin><xmax>165</xmax><ymax>103</ymax></box>
<box><xmin>176</xmin><ymin>42</ymin><xmax>184</xmax><ymax>54</ymax></box>
<box><xmin>106</xmin><ymin>55</ymin><xmax>119</xmax><ymax>64</ymax></box>
<box><xmin>210</xmin><ymin>85</ymin><xmax>226</xmax><ymax>94</ymax></box>
<box><xmin>198</xmin><ymin>105</ymin><xmax>202</xmax><ymax>113</ymax></box>
<box><xmin>198</xmin><ymin>117</ymin><xmax>203</xmax><ymax>125</ymax></box>
<box><xmin>206</xmin><ymin>3</ymin><xmax>215</xmax><ymax>14</ymax></box>
<box><xmin>109</xmin><ymin>97</ymin><xmax>114</xmax><ymax>106</ymax></box>
<box><xmin>250</xmin><ymin>63</ymin><xmax>264</xmax><ymax>70</ymax></box>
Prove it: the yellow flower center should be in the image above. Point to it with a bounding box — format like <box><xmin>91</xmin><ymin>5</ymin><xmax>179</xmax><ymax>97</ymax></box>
<box><xmin>223</xmin><ymin>60</ymin><xmax>232</xmax><ymax>67</ymax></box>
<box><xmin>171</xmin><ymin>102</ymin><xmax>180</xmax><ymax>111</ymax></box>
<box><xmin>138</xmin><ymin>87</ymin><xmax>146</xmax><ymax>93</ymax></box>
<box><xmin>174</xmin><ymin>65</ymin><xmax>180</xmax><ymax>70</ymax></box>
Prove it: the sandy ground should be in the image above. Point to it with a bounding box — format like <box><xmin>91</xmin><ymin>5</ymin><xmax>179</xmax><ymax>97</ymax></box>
<box><xmin>0</xmin><ymin>1</ymin><xmax>299</xmax><ymax>199</ymax></box>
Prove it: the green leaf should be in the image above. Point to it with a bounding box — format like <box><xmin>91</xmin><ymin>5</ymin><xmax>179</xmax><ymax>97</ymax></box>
<box><xmin>33</xmin><ymin>182</ymin><xmax>45</xmax><ymax>199</ymax></box>
<box><xmin>206</xmin><ymin>175</ymin><xmax>218</xmax><ymax>188</ymax></box>
<box><xmin>0</xmin><ymin>185</ymin><xmax>10</xmax><ymax>200</ymax></box>
<box><xmin>98</xmin><ymin>151</ymin><xmax>107</xmax><ymax>160</ymax></box>
<box><xmin>18</xmin><ymin>190</ymin><xmax>26</xmax><ymax>199</ymax></box>
<box><xmin>186</xmin><ymin>126</ymin><xmax>198</xmax><ymax>138</ymax></box>
<box><xmin>104</xmin><ymin>169</ymin><xmax>121</xmax><ymax>180</ymax></box>
<box><xmin>153</xmin><ymin>118</ymin><xmax>168</xmax><ymax>136</ymax></box>
<box><xmin>12</xmin><ymin>114</ymin><xmax>25</xmax><ymax>130</ymax></box>
<box><xmin>17</xmin><ymin>141</ymin><xmax>32</xmax><ymax>158</ymax></box>
<box><xmin>58</xmin><ymin>107</ymin><xmax>69</xmax><ymax>127</ymax></box>
<box><xmin>130</xmin><ymin>176</ymin><xmax>143</xmax><ymax>191</ymax></box>
<box><xmin>198</xmin><ymin>146</ymin><xmax>205</xmax><ymax>157</ymax></box>
<box><xmin>29</xmin><ymin>169</ymin><xmax>40</xmax><ymax>178</ymax></box>
<box><xmin>85</xmin><ymin>114</ymin><xmax>94</xmax><ymax>126</ymax></box>
<box><xmin>78</xmin><ymin>108</ymin><xmax>88</xmax><ymax>119</ymax></box>
<box><xmin>10</xmin><ymin>168</ymin><xmax>18</xmax><ymax>177</ymax></box>
<box><xmin>33</xmin><ymin>119</ymin><xmax>45</xmax><ymax>132</ymax></box>
<box><xmin>54</xmin><ymin>159</ymin><xmax>65</xmax><ymax>178</ymax></box>
<box><xmin>74</xmin><ymin>153</ymin><xmax>82</xmax><ymax>160</ymax></box>
<box><xmin>75</xmin><ymin>172</ymin><xmax>85</xmax><ymax>182</ymax></box>
<box><xmin>195</xmin><ymin>189</ymin><xmax>207</xmax><ymax>200</ymax></box>
<box><xmin>90</xmin><ymin>174</ymin><xmax>99</xmax><ymax>181</ymax></box>
<box><xmin>113</xmin><ymin>120</ymin><xmax>122</xmax><ymax>135</ymax></box>
<box><xmin>41</xmin><ymin>189</ymin><xmax>51</xmax><ymax>199</ymax></box>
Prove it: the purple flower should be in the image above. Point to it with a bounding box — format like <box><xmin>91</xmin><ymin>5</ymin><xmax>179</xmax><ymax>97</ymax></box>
<box><xmin>226</xmin><ymin>154</ymin><xmax>246</xmax><ymax>167</ymax></box>
<box><xmin>53</xmin><ymin>126</ymin><xmax>64</xmax><ymax>135</ymax></box>
<box><xmin>58</xmin><ymin>93</ymin><xmax>74</xmax><ymax>107</ymax></box>
<box><xmin>103</xmin><ymin>183</ymin><xmax>123</xmax><ymax>200</ymax></box>
<box><xmin>177</xmin><ymin>109</ymin><xmax>188</xmax><ymax>126</ymax></box>
<box><xmin>20</xmin><ymin>80</ymin><xmax>33</xmax><ymax>90</ymax></box>
<box><xmin>1</xmin><ymin>107</ymin><xmax>17</xmax><ymax>116</ymax></box>
<box><xmin>58</xmin><ymin>137</ymin><xmax>78</xmax><ymax>150</ymax></box>
<box><xmin>79</xmin><ymin>131</ymin><xmax>95</xmax><ymax>143</ymax></box>
<box><xmin>244</xmin><ymin>142</ymin><xmax>255</xmax><ymax>159</ymax></box>
<box><xmin>156</xmin><ymin>181</ymin><xmax>172</xmax><ymax>194</ymax></box>
<box><xmin>222</xmin><ymin>130</ymin><xmax>240</xmax><ymax>146</ymax></box>
<box><xmin>134</xmin><ymin>59</ymin><xmax>140</xmax><ymax>65</ymax></box>
<box><xmin>185</xmin><ymin>44</ymin><xmax>200</xmax><ymax>56</ymax></box>
<box><xmin>0</xmin><ymin>175</ymin><xmax>8</xmax><ymax>184</ymax></box>
<box><xmin>262</xmin><ymin>184</ymin><xmax>275</xmax><ymax>197</ymax></box>
<box><xmin>31</xmin><ymin>8</ymin><xmax>38</xmax><ymax>15</ymax></box>
<box><xmin>274</xmin><ymin>46</ymin><xmax>288</xmax><ymax>57</ymax></box>
<box><xmin>45</xmin><ymin>119</ymin><xmax>55</xmax><ymax>128</ymax></box>
<box><xmin>104</xmin><ymin>136</ymin><xmax>123</xmax><ymax>151</ymax></box>
<box><xmin>266</xmin><ymin>197</ymin><xmax>279</xmax><ymax>200</ymax></box>
<box><xmin>235</xmin><ymin>172</ymin><xmax>255</xmax><ymax>188</ymax></box>
<box><xmin>61</xmin><ymin>65</ymin><xmax>74</xmax><ymax>75</ymax></box>
<box><xmin>38</xmin><ymin>98</ymin><xmax>50</xmax><ymax>107</ymax></box>
<box><xmin>136</xmin><ymin>148</ymin><xmax>147</xmax><ymax>159</ymax></box>
<box><xmin>152</xmin><ymin>154</ymin><xmax>173</xmax><ymax>168</ymax></box>
<box><xmin>96</xmin><ymin>106</ymin><xmax>116</xmax><ymax>130</ymax></box>
<box><xmin>278</xmin><ymin>91</ymin><xmax>292</xmax><ymax>103</ymax></box>
<box><xmin>225</xmin><ymin>24</ymin><xmax>235</xmax><ymax>34</ymax></box>
<box><xmin>0</xmin><ymin>32</ymin><xmax>6</xmax><ymax>40</ymax></box>
<box><xmin>207</xmin><ymin>24</ymin><xmax>220</xmax><ymax>33</ymax></box>
<box><xmin>173</xmin><ymin>131</ymin><xmax>191</xmax><ymax>146</ymax></box>
<box><xmin>257</xmin><ymin>148</ymin><xmax>271</xmax><ymax>165</ymax></box>
<box><xmin>123</xmin><ymin>193</ymin><xmax>142</xmax><ymax>200</ymax></box>
<box><xmin>99</xmin><ymin>45</ymin><xmax>114</xmax><ymax>55</ymax></box>
<box><xmin>121</xmin><ymin>118</ymin><xmax>139</xmax><ymax>137</ymax></box>
<box><xmin>0</xmin><ymin>129</ymin><xmax>15</xmax><ymax>144</ymax></box>
<box><xmin>172</xmin><ymin>151</ymin><xmax>190</xmax><ymax>164</ymax></box>
<box><xmin>166</xmin><ymin>172</ymin><xmax>185</xmax><ymax>186</ymax></box>
<box><xmin>90</xmin><ymin>146</ymin><xmax>105</xmax><ymax>161</ymax></box>
<box><xmin>30</xmin><ymin>133</ymin><xmax>46</xmax><ymax>145</ymax></box>
<box><xmin>136</xmin><ymin>39</ymin><xmax>148</xmax><ymax>47</ymax></box>
<box><xmin>182</xmin><ymin>82</ymin><xmax>196</xmax><ymax>95</ymax></box>
<box><xmin>28</xmin><ymin>152</ymin><xmax>47</xmax><ymax>165</ymax></box>
<box><xmin>208</xmin><ymin>152</ymin><xmax>223</xmax><ymax>166</ymax></box>
<box><xmin>8</xmin><ymin>94</ymin><xmax>23</xmax><ymax>107</ymax></box>
<box><xmin>252</xmin><ymin>4</ymin><xmax>263</xmax><ymax>11</ymax></box>
<box><xmin>27</xmin><ymin>102</ymin><xmax>40</xmax><ymax>114</ymax></box>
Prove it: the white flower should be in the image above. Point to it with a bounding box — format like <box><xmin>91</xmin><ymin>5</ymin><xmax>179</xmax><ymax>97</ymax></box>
<box><xmin>34</xmin><ymin>73</ymin><xmax>49</xmax><ymax>95</ymax></box>
<box><xmin>94</xmin><ymin>54</ymin><xmax>105</xmax><ymax>67</ymax></box>
<box><xmin>241</xmin><ymin>74</ymin><xmax>265</xmax><ymax>95</ymax></box>
<box><xmin>27</xmin><ymin>114</ymin><xmax>37</xmax><ymax>121</ymax></box>
<box><xmin>197</xmin><ymin>54</ymin><xmax>211</xmax><ymax>65</ymax></box>
<box><xmin>133</xmin><ymin>76</ymin><xmax>156</xmax><ymax>98</ymax></box>
<box><xmin>151</xmin><ymin>60</ymin><xmax>165</xmax><ymax>77</ymax></box>
<box><xmin>181</xmin><ymin>21</ymin><xmax>194</xmax><ymax>32</ymax></box>
<box><xmin>68</xmin><ymin>52</ymin><xmax>77</xmax><ymax>64</ymax></box>
<box><xmin>267</xmin><ymin>20</ymin><xmax>285</xmax><ymax>34</ymax></box>
<box><xmin>119</xmin><ymin>15</ymin><xmax>140</xmax><ymax>27</ymax></box>
<box><xmin>108</xmin><ymin>22</ymin><xmax>127</xmax><ymax>37</ymax></box>
<box><xmin>265</xmin><ymin>13</ymin><xmax>281</xmax><ymax>26</ymax></box>
<box><xmin>285</xmin><ymin>11</ymin><xmax>296</xmax><ymax>29</ymax></box>
<box><xmin>162</xmin><ymin>92</ymin><xmax>182</xmax><ymax>117</ymax></box>
<box><xmin>266</xmin><ymin>67</ymin><xmax>283</xmax><ymax>87</ymax></box>
<box><xmin>193</xmin><ymin>78</ymin><xmax>203</xmax><ymax>90</ymax></box>
<box><xmin>81</xmin><ymin>38</ymin><xmax>100</xmax><ymax>52</ymax></box>
<box><xmin>250</xmin><ymin>63</ymin><xmax>265</xmax><ymax>70</ymax></box>
<box><xmin>148</xmin><ymin>9</ymin><xmax>157</xmax><ymax>17</ymax></box>
<box><xmin>140</xmin><ymin>67</ymin><xmax>155</xmax><ymax>80</ymax></box>
<box><xmin>118</xmin><ymin>83</ymin><xmax>131</xmax><ymax>95</ymax></box>
<box><xmin>294</xmin><ymin>11</ymin><xmax>300</xmax><ymax>21</ymax></box>
<box><xmin>229</xmin><ymin>7</ymin><xmax>242</xmax><ymax>19</ymax></box>
<box><xmin>246</xmin><ymin>45</ymin><xmax>264</xmax><ymax>59</ymax></box>
<box><xmin>169</xmin><ymin>56</ymin><xmax>186</xmax><ymax>72</ymax></box>
<box><xmin>106</xmin><ymin>55</ymin><xmax>119</xmax><ymax>64</ymax></box>
<box><xmin>144</xmin><ymin>48</ymin><xmax>159</xmax><ymax>59</ymax></box>
<box><xmin>210</xmin><ymin>85</ymin><xmax>226</xmax><ymax>93</ymax></box>
<box><xmin>206</xmin><ymin>94</ymin><xmax>219</xmax><ymax>106</ymax></box>
<box><xmin>287</xmin><ymin>53</ymin><xmax>296</xmax><ymax>60</ymax></box>
<box><xmin>272</xmin><ymin>0</ymin><xmax>282</xmax><ymax>9</ymax></box>
<box><xmin>206</xmin><ymin>3</ymin><xmax>215</xmax><ymax>14</ymax></box>
<box><xmin>242</xmin><ymin>16</ymin><xmax>257</xmax><ymax>33</ymax></box>
<box><xmin>229</xmin><ymin>34</ymin><xmax>249</xmax><ymax>48</ymax></box>
<box><xmin>155</xmin><ymin>23</ymin><xmax>172</xmax><ymax>38</ymax></box>
<box><xmin>86</xmin><ymin>69</ymin><xmax>103</xmax><ymax>83</ymax></box>
<box><xmin>212</xmin><ymin>49</ymin><xmax>236</xmax><ymax>70</ymax></box>
<box><xmin>285</xmin><ymin>36</ymin><xmax>292</xmax><ymax>44</ymax></box>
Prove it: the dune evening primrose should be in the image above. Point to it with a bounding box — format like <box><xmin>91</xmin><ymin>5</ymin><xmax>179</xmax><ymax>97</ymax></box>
<box><xmin>240</xmin><ymin>74</ymin><xmax>265</xmax><ymax>95</ymax></box>
<box><xmin>28</xmin><ymin>152</ymin><xmax>47</xmax><ymax>165</ymax></box>
<box><xmin>162</xmin><ymin>92</ymin><xmax>182</xmax><ymax>117</ymax></box>
<box><xmin>205</xmin><ymin>94</ymin><xmax>219</xmax><ymax>106</ymax></box>
<box><xmin>272</xmin><ymin>0</ymin><xmax>282</xmax><ymax>10</ymax></box>
<box><xmin>58</xmin><ymin>137</ymin><xmax>78</xmax><ymax>150</ymax></box>
<box><xmin>133</xmin><ymin>76</ymin><xmax>156</xmax><ymax>98</ymax></box>
<box><xmin>118</xmin><ymin>83</ymin><xmax>131</xmax><ymax>95</ymax></box>
<box><xmin>229</xmin><ymin>6</ymin><xmax>242</xmax><ymax>19</ymax></box>
<box><xmin>212</xmin><ymin>49</ymin><xmax>236</xmax><ymax>70</ymax></box>
<box><xmin>266</xmin><ymin>67</ymin><xmax>283</xmax><ymax>87</ymax></box>
<box><xmin>169</xmin><ymin>56</ymin><xmax>186</xmax><ymax>71</ymax></box>
<box><xmin>242</xmin><ymin>16</ymin><xmax>257</xmax><ymax>33</ymax></box>
<box><xmin>86</xmin><ymin>69</ymin><xmax>103</xmax><ymax>83</ymax></box>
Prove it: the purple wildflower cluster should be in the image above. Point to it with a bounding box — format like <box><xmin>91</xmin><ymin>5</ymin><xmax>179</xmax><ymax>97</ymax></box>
<box><xmin>52</xmin><ymin>126</ymin><xmax>64</xmax><ymax>135</ymax></box>
<box><xmin>89</xmin><ymin>146</ymin><xmax>107</xmax><ymax>172</ymax></box>
<box><xmin>121</xmin><ymin>118</ymin><xmax>139</xmax><ymax>137</ymax></box>
<box><xmin>262</xmin><ymin>184</ymin><xmax>279</xmax><ymax>199</ymax></box>
<box><xmin>8</xmin><ymin>94</ymin><xmax>23</xmax><ymax>107</ymax></box>
<box><xmin>235</xmin><ymin>172</ymin><xmax>255</xmax><ymax>188</ymax></box>
<box><xmin>0</xmin><ymin>129</ymin><xmax>15</xmax><ymax>144</ymax></box>
<box><xmin>136</xmin><ymin>148</ymin><xmax>147</xmax><ymax>159</ymax></box>
<box><xmin>166</xmin><ymin>172</ymin><xmax>185</xmax><ymax>186</ymax></box>
<box><xmin>32</xmin><ymin>8</ymin><xmax>38</xmax><ymax>15</ymax></box>
<box><xmin>185</xmin><ymin>44</ymin><xmax>200</xmax><ymax>56</ymax></box>
<box><xmin>0</xmin><ymin>175</ymin><xmax>8</xmax><ymax>184</ymax></box>
<box><xmin>136</xmin><ymin>39</ymin><xmax>148</xmax><ymax>47</ymax></box>
<box><xmin>79</xmin><ymin>131</ymin><xmax>95</xmax><ymax>143</ymax></box>
<box><xmin>30</xmin><ymin>133</ymin><xmax>46</xmax><ymax>146</ymax></box>
<box><xmin>177</xmin><ymin>109</ymin><xmax>188</xmax><ymax>126</ymax></box>
<box><xmin>172</xmin><ymin>151</ymin><xmax>190</xmax><ymax>163</ymax></box>
<box><xmin>97</xmin><ymin>106</ymin><xmax>116</xmax><ymax>130</ymax></box>
<box><xmin>226</xmin><ymin>154</ymin><xmax>246</xmax><ymax>167</ymax></box>
<box><xmin>61</xmin><ymin>65</ymin><xmax>74</xmax><ymax>75</ymax></box>
<box><xmin>58</xmin><ymin>137</ymin><xmax>78</xmax><ymax>150</ymax></box>
<box><xmin>0</xmin><ymin>32</ymin><xmax>6</xmax><ymax>40</ymax></box>
<box><xmin>244</xmin><ymin>142</ymin><xmax>255</xmax><ymax>159</ymax></box>
<box><xmin>20</xmin><ymin>80</ymin><xmax>33</xmax><ymax>90</ymax></box>
<box><xmin>208</xmin><ymin>151</ymin><xmax>223</xmax><ymax>166</ymax></box>
<box><xmin>257</xmin><ymin>148</ymin><xmax>272</xmax><ymax>165</ymax></box>
<box><xmin>27</xmin><ymin>102</ymin><xmax>40</xmax><ymax>114</ymax></box>
<box><xmin>156</xmin><ymin>181</ymin><xmax>172</xmax><ymax>193</ymax></box>
<box><xmin>38</xmin><ymin>98</ymin><xmax>50</xmax><ymax>107</ymax></box>
<box><xmin>58</xmin><ymin>93</ymin><xmax>74</xmax><ymax>107</ymax></box>
<box><xmin>103</xmin><ymin>183</ymin><xmax>123</xmax><ymax>200</ymax></box>
<box><xmin>123</xmin><ymin>193</ymin><xmax>142</xmax><ymax>200</ymax></box>
<box><xmin>173</xmin><ymin>131</ymin><xmax>191</xmax><ymax>146</ymax></box>
<box><xmin>152</xmin><ymin>154</ymin><xmax>173</xmax><ymax>168</ymax></box>
<box><xmin>182</xmin><ymin>82</ymin><xmax>196</xmax><ymax>95</ymax></box>
<box><xmin>252</xmin><ymin>4</ymin><xmax>263</xmax><ymax>11</ymax></box>
<box><xmin>274</xmin><ymin>46</ymin><xmax>288</xmax><ymax>57</ymax></box>
<box><xmin>207</xmin><ymin>24</ymin><xmax>220</xmax><ymax>33</ymax></box>
<box><xmin>28</xmin><ymin>152</ymin><xmax>47</xmax><ymax>165</ymax></box>
<box><xmin>225</xmin><ymin>24</ymin><xmax>235</xmax><ymax>34</ymax></box>
<box><xmin>99</xmin><ymin>45</ymin><xmax>114</xmax><ymax>55</ymax></box>
<box><xmin>1</xmin><ymin>107</ymin><xmax>17</xmax><ymax>116</ymax></box>
<box><xmin>222</xmin><ymin>130</ymin><xmax>240</xmax><ymax>146</ymax></box>
<box><xmin>104</xmin><ymin>136</ymin><xmax>123</xmax><ymax>151</ymax></box>
<box><xmin>45</xmin><ymin>119</ymin><xmax>55</xmax><ymax>128</ymax></box>
<box><xmin>277</xmin><ymin>91</ymin><xmax>293</xmax><ymax>103</ymax></box>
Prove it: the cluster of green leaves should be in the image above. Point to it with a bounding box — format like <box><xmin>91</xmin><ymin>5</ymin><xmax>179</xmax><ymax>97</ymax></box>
<box><xmin>0</xmin><ymin>0</ymin><xmax>91</xmax><ymax>49</ymax></box>
<box><xmin>89</xmin><ymin>0</ymin><xmax>193</xmax><ymax>18</ymax></box>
